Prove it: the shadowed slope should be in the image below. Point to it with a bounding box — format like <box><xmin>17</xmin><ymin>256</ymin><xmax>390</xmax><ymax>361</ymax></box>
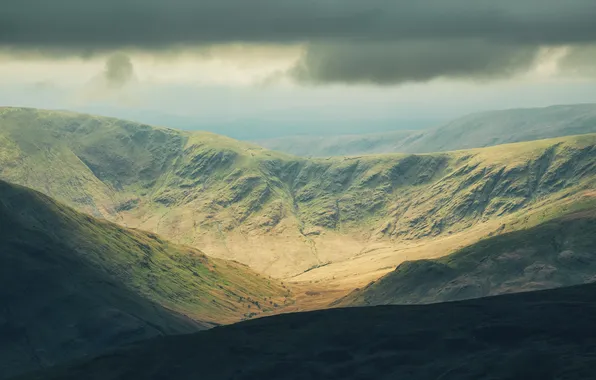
<box><xmin>0</xmin><ymin>180</ymin><xmax>200</xmax><ymax>379</ymax></box>
<box><xmin>0</xmin><ymin>180</ymin><xmax>289</xmax><ymax>378</ymax></box>
<box><xmin>20</xmin><ymin>283</ymin><xmax>596</xmax><ymax>380</ymax></box>
<box><xmin>335</xmin><ymin>207</ymin><xmax>596</xmax><ymax>307</ymax></box>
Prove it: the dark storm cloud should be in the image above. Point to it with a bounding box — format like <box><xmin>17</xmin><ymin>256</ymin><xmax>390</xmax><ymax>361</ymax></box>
<box><xmin>2</xmin><ymin>0</ymin><xmax>596</xmax><ymax>84</ymax></box>
<box><xmin>558</xmin><ymin>45</ymin><xmax>596</xmax><ymax>76</ymax></box>
<box><xmin>3</xmin><ymin>0</ymin><xmax>596</xmax><ymax>48</ymax></box>
<box><xmin>291</xmin><ymin>41</ymin><xmax>541</xmax><ymax>85</ymax></box>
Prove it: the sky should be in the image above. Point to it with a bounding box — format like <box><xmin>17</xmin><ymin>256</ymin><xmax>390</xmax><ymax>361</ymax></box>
<box><xmin>1</xmin><ymin>0</ymin><xmax>596</xmax><ymax>139</ymax></box>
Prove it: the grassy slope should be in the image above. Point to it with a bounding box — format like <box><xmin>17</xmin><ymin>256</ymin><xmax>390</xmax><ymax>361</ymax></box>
<box><xmin>1</xmin><ymin>107</ymin><xmax>596</xmax><ymax>279</ymax></box>
<box><xmin>0</xmin><ymin>180</ymin><xmax>202</xmax><ymax>379</ymax></box>
<box><xmin>0</xmin><ymin>179</ymin><xmax>291</xmax><ymax>378</ymax></box>
<box><xmin>335</xmin><ymin>206</ymin><xmax>596</xmax><ymax>307</ymax></box>
<box><xmin>256</xmin><ymin>103</ymin><xmax>596</xmax><ymax>156</ymax></box>
<box><xmin>20</xmin><ymin>282</ymin><xmax>596</xmax><ymax>380</ymax></box>
<box><xmin>0</xmin><ymin>106</ymin><xmax>188</xmax><ymax>216</ymax></box>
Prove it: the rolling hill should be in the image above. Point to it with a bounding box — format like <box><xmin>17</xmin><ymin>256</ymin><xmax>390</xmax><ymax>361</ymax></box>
<box><xmin>0</xmin><ymin>179</ymin><xmax>289</xmax><ymax>379</ymax></box>
<box><xmin>1</xmin><ymin>107</ymin><xmax>596</xmax><ymax>286</ymax></box>
<box><xmin>334</xmin><ymin>207</ymin><xmax>596</xmax><ymax>307</ymax></box>
<box><xmin>19</xmin><ymin>282</ymin><xmax>596</xmax><ymax>380</ymax></box>
<box><xmin>256</xmin><ymin>103</ymin><xmax>596</xmax><ymax>157</ymax></box>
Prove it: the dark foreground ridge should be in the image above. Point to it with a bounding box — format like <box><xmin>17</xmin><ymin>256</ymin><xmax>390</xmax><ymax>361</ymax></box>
<box><xmin>21</xmin><ymin>282</ymin><xmax>596</xmax><ymax>380</ymax></box>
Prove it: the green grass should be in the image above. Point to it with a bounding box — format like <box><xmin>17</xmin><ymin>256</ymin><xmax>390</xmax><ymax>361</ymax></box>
<box><xmin>0</xmin><ymin>179</ymin><xmax>202</xmax><ymax>379</ymax></box>
<box><xmin>336</xmin><ymin>205</ymin><xmax>596</xmax><ymax>307</ymax></box>
<box><xmin>0</xmin><ymin>178</ymin><xmax>292</xmax><ymax>378</ymax></box>
<box><xmin>1</xmin><ymin>107</ymin><xmax>596</xmax><ymax>276</ymax></box>
<box><xmin>0</xmin><ymin>179</ymin><xmax>289</xmax><ymax>323</ymax></box>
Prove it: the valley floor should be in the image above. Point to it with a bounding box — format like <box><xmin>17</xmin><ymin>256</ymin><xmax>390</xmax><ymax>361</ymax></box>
<box><xmin>273</xmin><ymin>191</ymin><xmax>596</xmax><ymax>313</ymax></box>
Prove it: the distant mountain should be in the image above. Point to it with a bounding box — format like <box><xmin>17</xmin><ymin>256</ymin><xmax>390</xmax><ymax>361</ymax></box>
<box><xmin>1</xmin><ymin>107</ymin><xmax>595</xmax><ymax>283</ymax></box>
<box><xmin>255</xmin><ymin>104</ymin><xmax>596</xmax><ymax>156</ymax></box>
<box><xmin>22</xmin><ymin>282</ymin><xmax>596</xmax><ymax>380</ymax></box>
<box><xmin>254</xmin><ymin>130</ymin><xmax>418</xmax><ymax>157</ymax></box>
<box><xmin>0</xmin><ymin>179</ymin><xmax>288</xmax><ymax>379</ymax></box>
<box><xmin>334</xmin><ymin>207</ymin><xmax>596</xmax><ymax>307</ymax></box>
<box><xmin>70</xmin><ymin>105</ymin><xmax>434</xmax><ymax>140</ymax></box>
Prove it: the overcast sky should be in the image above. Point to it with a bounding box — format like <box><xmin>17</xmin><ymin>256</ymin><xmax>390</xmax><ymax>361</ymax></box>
<box><xmin>2</xmin><ymin>0</ymin><xmax>596</xmax><ymax>139</ymax></box>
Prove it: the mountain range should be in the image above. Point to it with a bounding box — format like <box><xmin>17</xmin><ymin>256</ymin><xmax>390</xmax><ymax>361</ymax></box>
<box><xmin>256</xmin><ymin>104</ymin><xmax>596</xmax><ymax>157</ymax></box>
<box><xmin>1</xmin><ymin>106</ymin><xmax>595</xmax><ymax>288</ymax></box>
<box><xmin>1</xmin><ymin>104</ymin><xmax>596</xmax><ymax>378</ymax></box>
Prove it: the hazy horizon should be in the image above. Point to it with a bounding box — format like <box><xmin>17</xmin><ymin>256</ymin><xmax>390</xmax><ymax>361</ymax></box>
<box><xmin>3</xmin><ymin>1</ymin><xmax>596</xmax><ymax>139</ymax></box>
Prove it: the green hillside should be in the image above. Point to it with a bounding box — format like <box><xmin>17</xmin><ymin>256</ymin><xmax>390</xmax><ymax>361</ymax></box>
<box><xmin>335</xmin><ymin>207</ymin><xmax>596</xmax><ymax>307</ymax></box>
<box><xmin>21</xmin><ymin>282</ymin><xmax>596</xmax><ymax>380</ymax></box>
<box><xmin>1</xmin><ymin>107</ymin><xmax>596</xmax><ymax>280</ymax></box>
<box><xmin>256</xmin><ymin>103</ymin><xmax>596</xmax><ymax>156</ymax></box>
<box><xmin>0</xmin><ymin>179</ymin><xmax>289</xmax><ymax>378</ymax></box>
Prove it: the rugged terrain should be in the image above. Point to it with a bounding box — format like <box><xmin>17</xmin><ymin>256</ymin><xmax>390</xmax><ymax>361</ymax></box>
<box><xmin>1</xmin><ymin>106</ymin><xmax>596</xmax><ymax>379</ymax></box>
<box><xmin>1</xmin><ymin>107</ymin><xmax>595</xmax><ymax>288</ymax></box>
<box><xmin>20</xmin><ymin>282</ymin><xmax>596</xmax><ymax>380</ymax></box>
<box><xmin>335</xmin><ymin>207</ymin><xmax>596</xmax><ymax>307</ymax></box>
<box><xmin>0</xmin><ymin>179</ymin><xmax>288</xmax><ymax>379</ymax></box>
<box><xmin>256</xmin><ymin>103</ymin><xmax>596</xmax><ymax>156</ymax></box>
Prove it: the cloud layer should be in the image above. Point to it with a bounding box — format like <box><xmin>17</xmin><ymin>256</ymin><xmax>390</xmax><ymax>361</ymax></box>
<box><xmin>291</xmin><ymin>41</ymin><xmax>541</xmax><ymax>85</ymax></box>
<box><xmin>3</xmin><ymin>0</ymin><xmax>596</xmax><ymax>84</ymax></box>
<box><xmin>3</xmin><ymin>1</ymin><xmax>596</xmax><ymax>47</ymax></box>
<box><xmin>103</xmin><ymin>53</ymin><xmax>135</xmax><ymax>88</ymax></box>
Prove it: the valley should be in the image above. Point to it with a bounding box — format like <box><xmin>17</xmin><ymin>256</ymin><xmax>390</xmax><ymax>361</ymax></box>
<box><xmin>5</xmin><ymin>2</ymin><xmax>596</xmax><ymax>378</ymax></box>
<box><xmin>1</xmin><ymin>106</ymin><xmax>596</xmax><ymax>379</ymax></box>
<box><xmin>1</xmin><ymin>107</ymin><xmax>596</xmax><ymax>311</ymax></box>
<box><xmin>335</xmin><ymin>206</ymin><xmax>596</xmax><ymax>307</ymax></box>
<box><xmin>0</xmin><ymin>179</ymin><xmax>288</xmax><ymax>378</ymax></box>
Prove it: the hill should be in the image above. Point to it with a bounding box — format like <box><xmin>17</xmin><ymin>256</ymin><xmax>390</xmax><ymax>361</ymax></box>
<box><xmin>334</xmin><ymin>207</ymin><xmax>596</xmax><ymax>307</ymax></box>
<box><xmin>1</xmin><ymin>107</ymin><xmax>595</xmax><ymax>285</ymax></box>
<box><xmin>0</xmin><ymin>179</ymin><xmax>288</xmax><ymax>378</ymax></box>
<box><xmin>255</xmin><ymin>104</ymin><xmax>596</xmax><ymax>156</ymax></box>
<box><xmin>254</xmin><ymin>130</ymin><xmax>417</xmax><ymax>157</ymax></box>
<box><xmin>20</xmin><ymin>282</ymin><xmax>596</xmax><ymax>380</ymax></box>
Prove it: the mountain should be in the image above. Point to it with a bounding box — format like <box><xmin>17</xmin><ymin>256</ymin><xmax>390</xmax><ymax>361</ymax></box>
<box><xmin>0</xmin><ymin>179</ymin><xmax>289</xmax><ymax>379</ymax></box>
<box><xmin>20</xmin><ymin>283</ymin><xmax>596</xmax><ymax>380</ymax></box>
<box><xmin>254</xmin><ymin>130</ymin><xmax>419</xmax><ymax>157</ymax></box>
<box><xmin>334</xmin><ymin>207</ymin><xmax>596</xmax><ymax>307</ymax></box>
<box><xmin>70</xmin><ymin>105</ymin><xmax>434</xmax><ymax>140</ymax></box>
<box><xmin>1</xmin><ymin>107</ymin><xmax>595</xmax><ymax>287</ymax></box>
<box><xmin>255</xmin><ymin>104</ymin><xmax>596</xmax><ymax>156</ymax></box>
